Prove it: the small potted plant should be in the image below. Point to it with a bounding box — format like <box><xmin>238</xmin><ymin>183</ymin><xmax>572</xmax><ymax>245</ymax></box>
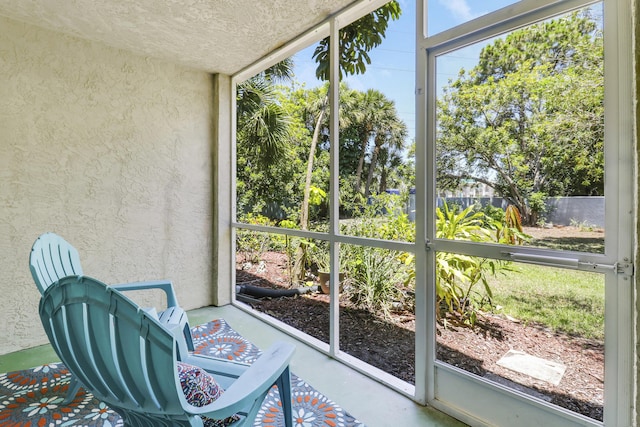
<box><xmin>315</xmin><ymin>251</ymin><xmax>345</xmax><ymax>294</ymax></box>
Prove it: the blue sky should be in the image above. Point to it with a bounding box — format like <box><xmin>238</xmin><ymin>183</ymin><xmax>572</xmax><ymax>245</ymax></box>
<box><xmin>291</xmin><ymin>0</ymin><xmax>518</xmax><ymax>144</ymax></box>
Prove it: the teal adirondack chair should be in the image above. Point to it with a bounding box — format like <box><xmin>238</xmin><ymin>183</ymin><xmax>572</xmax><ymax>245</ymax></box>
<box><xmin>29</xmin><ymin>232</ymin><xmax>194</xmax><ymax>402</ymax></box>
<box><xmin>39</xmin><ymin>275</ymin><xmax>294</xmax><ymax>427</ymax></box>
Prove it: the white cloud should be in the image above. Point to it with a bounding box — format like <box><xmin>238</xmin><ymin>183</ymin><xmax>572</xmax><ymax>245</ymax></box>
<box><xmin>438</xmin><ymin>0</ymin><xmax>476</xmax><ymax>22</ymax></box>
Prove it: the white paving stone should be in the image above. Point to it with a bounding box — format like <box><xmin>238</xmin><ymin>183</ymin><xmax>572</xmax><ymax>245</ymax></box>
<box><xmin>497</xmin><ymin>350</ymin><xmax>566</xmax><ymax>385</ymax></box>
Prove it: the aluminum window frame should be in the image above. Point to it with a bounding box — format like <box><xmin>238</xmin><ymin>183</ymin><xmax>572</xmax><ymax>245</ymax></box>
<box><xmin>226</xmin><ymin>0</ymin><xmax>634</xmax><ymax>424</ymax></box>
<box><xmin>420</xmin><ymin>0</ymin><xmax>634</xmax><ymax>425</ymax></box>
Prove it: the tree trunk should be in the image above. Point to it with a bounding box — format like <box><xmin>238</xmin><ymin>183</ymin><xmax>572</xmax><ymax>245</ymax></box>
<box><xmin>354</xmin><ymin>131</ymin><xmax>369</xmax><ymax>194</ymax></box>
<box><xmin>299</xmin><ymin>109</ymin><xmax>324</xmax><ymax>231</ymax></box>
<box><xmin>292</xmin><ymin>99</ymin><xmax>326</xmax><ymax>284</ymax></box>
<box><xmin>378</xmin><ymin>165</ymin><xmax>387</xmax><ymax>194</ymax></box>
<box><xmin>364</xmin><ymin>140</ymin><xmax>382</xmax><ymax>197</ymax></box>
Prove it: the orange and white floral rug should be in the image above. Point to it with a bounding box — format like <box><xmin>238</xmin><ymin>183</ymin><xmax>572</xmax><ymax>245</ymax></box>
<box><xmin>0</xmin><ymin>319</ymin><xmax>364</xmax><ymax>427</ymax></box>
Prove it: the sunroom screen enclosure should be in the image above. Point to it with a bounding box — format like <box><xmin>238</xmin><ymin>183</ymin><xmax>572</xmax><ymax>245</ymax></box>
<box><xmin>230</xmin><ymin>0</ymin><xmax>634</xmax><ymax>425</ymax></box>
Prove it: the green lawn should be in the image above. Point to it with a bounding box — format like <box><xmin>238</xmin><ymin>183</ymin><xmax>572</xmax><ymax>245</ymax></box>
<box><xmin>488</xmin><ymin>263</ymin><xmax>605</xmax><ymax>340</ymax></box>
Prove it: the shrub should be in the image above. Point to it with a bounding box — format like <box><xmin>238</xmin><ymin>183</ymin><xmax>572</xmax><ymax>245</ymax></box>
<box><xmin>342</xmin><ymin>246</ymin><xmax>410</xmax><ymax>318</ymax></box>
<box><xmin>528</xmin><ymin>191</ymin><xmax>548</xmax><ymax>226</ymax></box>
<box><xmin>436</xmin><ymin>203</ymin><xmax>491</xmax><ymax>242</ymax></box>
<box><xmin>236</xmin><ymin>213</ymin><xmax>274</xmax><ymax>263</ymax></box>
<box><xmin>491</xmin><ymin>205</ymin><xmax>530</xmax><ymax>245</ymax></box>
<box><xmin>435</xmin><ymin>204</ymin><xmax>509</xmax><ymax>325</ymax></box>
<box><xmin>337</xmin><ymin>203</ymin><xmax>415</xmax><ymax>317</ymax></box>
<box><xmin>482</xmin><ymin>204</ymin><xmax>506</xmax><ymax>223</ymax></box>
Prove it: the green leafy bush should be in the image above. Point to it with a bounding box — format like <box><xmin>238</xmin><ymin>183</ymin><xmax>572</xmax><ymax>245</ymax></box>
<box><xmin>482</xmin><ymin>203</ymin><xmax>506</xmax><ymax>223</ymax></box>
<box><xmin>528</xmin><ymin>191</ymin><xmax>548</xmax><ymax>226</ymax></box>
<box><xmin>435</xmin><ymin>204</ymin><xmax>509</xmax><ymax>325</ymax></box>
<box><xmin>236</xmin><ymin>213</ymin><xmax>275</xmax><ymax>263</ymax></box>
<box><xmin>335</xmin><ymin>202</ymin><xmax>414</xmax><ymax>316</ymax></box>
<box><xmin>342</xmin><ymin>246</ymin><xmax>410</xmax><ymax>318</ymax></box>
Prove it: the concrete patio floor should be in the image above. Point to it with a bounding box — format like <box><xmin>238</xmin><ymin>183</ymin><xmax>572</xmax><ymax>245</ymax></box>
<box><xmin>0</xmin><ymin>304</ymin><xmax>465</xmax><ymax>427</ymax></box>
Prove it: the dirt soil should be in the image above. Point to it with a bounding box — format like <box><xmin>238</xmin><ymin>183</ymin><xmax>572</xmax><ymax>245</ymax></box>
<box><xmin>236</xmin><ymin>226</ymin><xmax>605</xmax><ymax>422</ymax></box>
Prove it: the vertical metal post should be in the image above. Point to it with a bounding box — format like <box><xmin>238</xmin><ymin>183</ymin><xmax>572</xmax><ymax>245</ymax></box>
<box><xmin>329</xmin><ymin>17</ymin><xmax>341</xmax><ymax>357</ymax></box>
<box><xmin>213</xmin><ymin>74</ymin><xmax>234</xmax><ymax>306</ymax></box>
<box><xmin>413</xmin><ymin>0</ymin><xmax>430</xmax><ymax>405</ymax></box>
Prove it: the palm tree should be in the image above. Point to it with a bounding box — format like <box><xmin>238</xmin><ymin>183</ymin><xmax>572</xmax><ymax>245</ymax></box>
<box><xmin>376</xmin><ymin>142</ymin><xmax>406</xmax><ymax>193</ymax></box>
<box><xmin>363</xmin><ymin>106</ymin><xmax>407</xmax><ymax>196</ymax></box>
<box><xmin>347</xmin><ymin>89</ymin><xmax>407</xmax><ymax>197</ymax></box>
<box><xmin>291</xmin><ymin>1</ymin><xmax>402</xmax><ymax>283</ymax></box>
<box><xmin>236</xmin><ymin>59</ymin><xmax>294</xmax><ymax>167</ymax></box>
<box><xmin>291</xmin><ymin>83</ymin><xmax>360</xmax><ymax>282</ymax></box>
<box><xmin>298</xmin><ymin>83</ymin><xmax>360</xmax><ymax>230</ymax></box>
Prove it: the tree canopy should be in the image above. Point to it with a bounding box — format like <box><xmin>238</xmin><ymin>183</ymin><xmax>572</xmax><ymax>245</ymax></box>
<box><xmin>436</xmin><ymin>11</ymin><xmax>603</xmax><ymax>224</ymax></box>
<box><xmin>236</xmin><ymin>1</ymin><xmax>405</xmax><ymax>228</ymax></box>
<box><xmin>312</xmin><ymin>1</ymin><xmax>401</xmax><ymax>81</ymax></box>
<box><xmin>236</xmin><ymin>59</ymin><xmax>295</xmax><ymax>168</ymax></box>
<box><xmin>236</xmin><ymin>82</ymin><xmax>408</xmax><ymax>223</ymax></box>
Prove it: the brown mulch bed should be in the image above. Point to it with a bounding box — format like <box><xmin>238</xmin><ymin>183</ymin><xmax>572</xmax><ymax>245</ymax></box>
<box><xmin>236</xmin><ymin>242</ymin><xmax>604</xmax><ymax>422</ymax></box>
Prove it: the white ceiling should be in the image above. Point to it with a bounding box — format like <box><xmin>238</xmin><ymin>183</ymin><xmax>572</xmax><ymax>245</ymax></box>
<box><xmin>0</xmin><ymin>0</ymin><xmax>357</xmax><ymax>75</ymax></box>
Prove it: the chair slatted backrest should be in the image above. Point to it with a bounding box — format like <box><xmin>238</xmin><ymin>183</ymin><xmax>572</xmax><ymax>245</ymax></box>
<box><xmin>30</xmin><ymin>233</ymin><xmax>83</xmax><ymax>295</ymax></box>
<box><xmin>39</xmin><ymin>275</ymin><xmax>190</xmax><ymax>420</ymax></box>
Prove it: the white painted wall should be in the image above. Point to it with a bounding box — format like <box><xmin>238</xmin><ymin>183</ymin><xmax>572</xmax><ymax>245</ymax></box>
<box><xmin>0</xmin><ymin>16</ymin><xmax>216</xmax><ymax>354</ymax></box>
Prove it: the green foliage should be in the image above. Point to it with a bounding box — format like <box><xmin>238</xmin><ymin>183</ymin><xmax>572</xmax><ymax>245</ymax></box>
<box><xmin>527</xmin><ymin>192</ymin><xmax>548</xmax><ymax>226</ymax></box>
<box><xmin>482</xmin><ymin>204</ymin><xmax>506</xmax><ymax>223</ymax></box>
<box><xmin>313</xmin><ymin>1</ymin><xmax>402</xmax><ymax>81</ymax></box>
<box><xmin>235</xmin><ymin>197</ymin><xmax>523</xmax><ymax>327</ymax></box>
<box><xmin>436</xmin><ymin>203</ymin><xmax>491</xmax><ymax>242</ymax></box>
<box><xmin>338</xmin><ymin>176</ymin><xmax>366</xmax><ymax>217</ymax></box>
<box><xmin>237</xmin><ymin>76</ymin><xmax>343</xmax><ymax>225</ymax></box>
<box><xmin>236</xmin><ymin>214</ymin><xmax>275</xmax><ymax>263</ymax></box>
<box><xmin>437</xmin><ymin>11</ymin><xmax>604</xmax><ymax>225</ymax></box>
<box><xmin>338</xmin><ymin>203</ymin><xmax>516</xmax><ymax>324</ymax></box>
<box><xmin>340</xmin><ymin>194</ymin><xmax>414</xmax><ymax>242</ymax></box>
<box><xmin>308</xmin><ymin>185</ymin><xmax>327</xmax><ymax>207</ymax></box>
<box><xmin>347</xmin><ymin>89</ymin><xmax>408</xmax><ymax>197</ymax></box>
<box><xmin>435</xmin><ymin>204</ymin><xmax>509</xmax><ymax>325</ymax></box>
<box><xmin>343</xmin><ymin>246</ymin><xmax>410</xmax><ymax>318</ymax></box>
<box><xmin>477</xmin><ymin>203</ymin><xmax>532</xmax><ymax>245</ymax></box>
<box><xmin>236</xmin><ymin>84</ymin><xmax>314</xmax><ymax>221</ymax></box>
<box><xmin>329</xmin><ymin>201</ymin><xmax>415</xmax><ymax>317</ymax></box>
<box><xmin>236</xmin><ymin>65</ymin><xmax>293</xmax><ymax>167</ymax></box>
<box><xmin>378</xmin><ymin>212</ymin><xmax>414</xmax><ymax>242</ymax></box>
<box><xmin>436</xmin><ymin>253</ymin><xmax>496</xmax><ymax>325</ymax></box>
<box><xmin>237</xmin><ymin>80</ymin><xmax>409</xmax><ymax>227</ymax></box>
<box><xmin>278</xmin><ymin>219</ymin><xmax>300</xmax><ymax>286</ymax></box>
<box><xmin>493</xmin><ymin>205</ymin><xmax>527</xmax><ymax>245</ymax></box>
<box><xmin>279</xmin><ymin>219</ymin><xmax>298</xmax><ymax>229</ymax></box>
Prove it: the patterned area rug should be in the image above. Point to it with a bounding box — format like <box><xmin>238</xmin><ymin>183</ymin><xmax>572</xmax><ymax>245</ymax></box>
<box><xmin>0</xmin><ymin>319</ymin><xmax>365</xmax><ymax>427</ymax></box>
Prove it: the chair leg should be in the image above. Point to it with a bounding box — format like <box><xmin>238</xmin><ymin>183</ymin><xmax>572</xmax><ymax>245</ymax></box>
<box><xmin>275</xmin><ymin>367</ymin><xmax>293</xmax><ymax>427</ymax></box>
<box><xmin>62</xmin><ymin>376</ymin><xmax>82</xmax><ymax>405</ymax></box>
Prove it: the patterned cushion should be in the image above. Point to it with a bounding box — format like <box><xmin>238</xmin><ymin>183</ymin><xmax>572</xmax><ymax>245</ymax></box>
<box><xmin>177</xmin><ymin>362</ymin><xmax>239</xmax><ymax>427</ymax></box>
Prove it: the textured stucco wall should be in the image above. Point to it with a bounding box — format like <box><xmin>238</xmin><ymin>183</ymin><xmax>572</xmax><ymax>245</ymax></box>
<box><xmin>0</xmin><ymin>16</ymin><xmax>216</xmax><ymax>354</ymax></box>
<box><xmin>635</xmin><ymin>0</ymin><xmax>640</xmax><ymax>423</ymax></box>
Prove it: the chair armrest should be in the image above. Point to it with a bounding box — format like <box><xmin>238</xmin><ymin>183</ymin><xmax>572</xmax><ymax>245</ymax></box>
<box><xmin>182</xmin><ymin>353</ymin><xmax>252</xmax><ymax>380</ymax></box>
<box><xmin>189</xmin><ymin>342</ymin><xmax>295</xmax><ymax>418</ymax></box>
<box><xmin>111</xmin><ymin>280</ymin><xmax>178</xmax><ymax>307</ymax></box>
